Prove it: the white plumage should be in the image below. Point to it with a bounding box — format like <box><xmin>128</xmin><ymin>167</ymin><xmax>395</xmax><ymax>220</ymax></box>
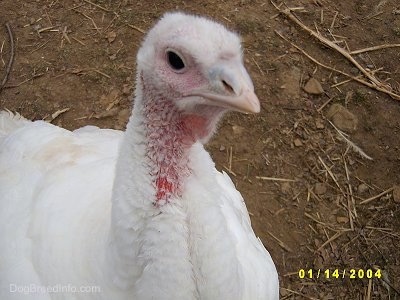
<box><xmin>0</xmin><ymin>12</ymin><xmax>279</xmax><ymax>300</ymax></box>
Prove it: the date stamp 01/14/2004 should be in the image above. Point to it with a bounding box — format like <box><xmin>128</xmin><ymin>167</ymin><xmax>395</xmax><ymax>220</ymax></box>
<box><xmin>298</xmin><ymin>269</ymin><xmax>382</xmax><ymax>280</ymax></box>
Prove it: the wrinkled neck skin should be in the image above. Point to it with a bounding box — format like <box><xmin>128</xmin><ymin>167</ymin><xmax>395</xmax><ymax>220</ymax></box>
<box><xmin>133</xmin><ymin>72</ymin><xmax>222</xmax><ymax>206</ymax></box>
<box><xmin>105</xmin><ymin>72</ymin><xmax>224</xmax><ymax>298</ymax></box>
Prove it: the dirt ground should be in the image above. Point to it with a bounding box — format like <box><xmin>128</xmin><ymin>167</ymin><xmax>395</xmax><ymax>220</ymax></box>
<box><xmin>1</xmin><ymin>0</ymin><xmax>399</xmax><ymax>299</ymax></box>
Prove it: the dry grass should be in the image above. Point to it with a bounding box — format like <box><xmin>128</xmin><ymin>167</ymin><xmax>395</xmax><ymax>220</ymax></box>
<box><xmin>0</xmin><ymin>23</ymin><xmax>14</xmax><ymax>92</ymax></box>
<box><xmin>271</xmin><ymin>1</ymin><xmax>400</xmax><ymax>102</ymax></box>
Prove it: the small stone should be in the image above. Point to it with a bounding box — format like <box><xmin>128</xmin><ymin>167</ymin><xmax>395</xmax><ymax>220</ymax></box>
<box><xmin>326</xmin><ymin>103</ymin><xmax>358</xmax><ymax>133</ymax></box>
<box><xmin>393</xmin><ymin>185</ymin><xmax>400</xmax><ymax>203</ymax></box>
<box><xmin>314</xmin><ymin>255</ymin><xmax>324</xmax><ymax>269</ymax></box>
<box><xmin>304</xmin><ymin>78</ymin><xmax>324</xmax><ymax>95</ymax></box>
<box><xmin>280</xmin><ymin>182</ymin><xmax>292</xmax><ymax>195</ymax></box>
<box><xmin>280</xmin><ymin>288</ymin><xmax>289</xmax><ymax>297</ymax></box>
<box><xmin>232</xmin><ymin>125</ymin><xmax>245</xmax><ymax>135</ymax></box>
<box><xmin>122</xmin><ymin>84</ymin><xmax>132</xmax><ymax>95</ymax></box>
<box><xmin>315</xmin><ymin>118</ymin><xmax>325</xmax><ymax>129</ymax></box>
<box><xmin>336</xmin><ymin>216</ymin><xmax>349</xmax><ymax>224</ymax></box>
<box><xmin>358</xmin><ymin>183</ymin><xmax>369</xmax><ymax>194</ymax></box>
<box><xmin>293</xmin><ymin>138</ymin><xmax>303</xmax><ymax>147</ymax></box>
<box><xmin>32</xmin><ymin>24</ymin><xmax>41</xmax><ymax>31</ymax></box>
<box><xmin>315</xmin><ymin>182</ymin><xmax>327</xmax><ymax>195</ymax></box>
<box><xmin>219</xmin><ymin>145</ymin><xmax>226</xmax><ymax>151</ymax></box>
<box><xmin>278</xmin><ymin>65</ymin><xmax>301</xmax><ymax>99</ymax></box>
<box><xmin>106</xmin><ymin>31</ymin><xmax>117</xmax><ymax>43</ymax></box>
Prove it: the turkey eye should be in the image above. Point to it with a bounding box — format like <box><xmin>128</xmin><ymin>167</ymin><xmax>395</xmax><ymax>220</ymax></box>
<box><xmin>167</xmin><ymin>51</ymin><xmax>185</xmax><ymax>71</ymax></box>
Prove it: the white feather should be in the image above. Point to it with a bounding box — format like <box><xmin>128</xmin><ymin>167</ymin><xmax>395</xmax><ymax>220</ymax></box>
<box><xmin>0</xmin><ymin>12</ymin><xmax>279</xmax><ymax>300</ymax></box>
<box><xmin>0</xmin><ymin>114</ymin><xmax>278</xmax><ymax>299</ymax></box>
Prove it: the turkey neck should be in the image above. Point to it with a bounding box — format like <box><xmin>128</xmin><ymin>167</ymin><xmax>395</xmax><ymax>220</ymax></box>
<box><xmin>105</xmin><ymin>73</ymin><xmax>206</xmax><ymax>296</ymax></box>
<box><xmin>140</xmin><ymin>86</ymin><xmax>197</xmax><ymax>207</ymax></box>
<box><xmin>122</xmin><ymin>72</ymin><xmax>214</xmax><ymax>206</ymax></box>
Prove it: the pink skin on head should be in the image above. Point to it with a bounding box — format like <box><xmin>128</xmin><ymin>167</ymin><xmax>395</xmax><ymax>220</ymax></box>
<box><xmin>140</xmin><ymin>35</ymin><xmax>256</xmax><ymax>206</ymax></box>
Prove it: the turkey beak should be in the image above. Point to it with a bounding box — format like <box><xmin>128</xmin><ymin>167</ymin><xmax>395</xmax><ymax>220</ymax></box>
<box><xmin>187</xmin><ymin>63</ymin><xmax>260</xmax><ymax>114</ymax></box>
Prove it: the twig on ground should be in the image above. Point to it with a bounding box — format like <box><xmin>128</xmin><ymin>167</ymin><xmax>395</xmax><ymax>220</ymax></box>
<box><xmin>222</xmin><ymin>166</ymin><xmax>237</xmax><ymax>177</ymax></box>
<box><xmin>37</xmin><ymin>26</ymin><xmax>58</xmax><ymax>33</ymax></box>
<box><xmin>274</xmin><ymin>30</ymin><xmax>400</xmax><ymax>101</ymax></box>
<box><xmin>328</xmin><ymin>120</ymin><xmax>373</xmax><ymax>160</ymax></box>
<box><xmin>304</xmin><ymin>212</ymin><xmax>345</xmax><ymax>231</ymax></box>
<box><xmin>267</xmin><ymin>231</ymin><xmax>293</xmax><ymax>252</ymax></box>
<box><xmin>317</xmin><ymin>97</ymin><xmax>334</xmax><ymax>112</ymax></box>
<box><xmin>271</xmin><ymin>2</ymin><xmax>400</xmax><ymax>101</ymax></box>
<box><xmin>343</xmin><ymin>156</ymin><xmax>355</xmax><ymax>230</ymax></box>
<box><xmin>330</xmin><ymin>11</ymin><xmax>338</xmax><ymax>30</ymax></box>
<box><xmin>127</xmin><ymin>24</ymin><xmax>146</xmax><ymax>34</ymax></box>
<box><xmin>252</xmin><ymin>56</ymin><xmax>264</xmax><ymax>75</ymax></box>
<box><xmin>360</xmin><ymin>187</ymin><xmax>394</xmax><ymax>205</ymax></box>
<box><xmin>2</xmin><ymin>73</ymin><xmax>44</xmax><ymax>89</ymax></box>
<box><xmin>256</xmin><ymin>176</ymin><xmax>296</xmax><ymax>182</ymax></box>
<box><xmin>82</xmin><ymin>0</ymin><xmax>111</xmax><ymax>12</ymax></box>
<box><xmin>30</xmin><ymin>38</ymin><xmax>52</xmax><ymax>53</ymax></box>
<box><xmin>351</xmin><ymin>44</ymin><xmax>400</xmax><ymax>55</ymax></box>
<box><xmin>317</xmin><ymin>156</ymin><xmax>344</xmax><ymax>194</ymax></box>
<box><xmin>280</xmin><ymin>287</ymin><xmax>320</xmax><ymax>300</ymax></box>
<box><xmin>366</xmin><ymin>279</ymin><xmax>372</xmax><ymax>300</ymax></box>
<box><xmin>0</xmin><ymin>23</ymin><xmax>15</xmax><ymax>92</ymax></box>
<box><xmin>331</xmin><ymin>78</ymin><xmax>353</xmax><ymax>88</ymax></box>
<box><xmin>315</xmin><ymin>230</ymin><xmax>349</xmax><ymax>253</ymax></box>
<box><xmin>271</xmin><ymin>1</ymin><xmax>381</xmax><ymax>86</ymax></box>
<box><xmin>73</xmin><ymin>10</ymin><xmax>101</xmax><ymax>35</ymax></box>
<box><xmin>62</xmin><ymin>26</ymin><xmax>71</xmax><ymax>44</ymax></box>
<box><xmin>45</xmin><ymin>108</ymin><xmax>71</xmax><ymax>123</ymax></box>
<box><xmin>71</xmin><ymin>37</ymin><xmax>86</xmax><ymax>45</ymax></box>
<box><xmin>90</xmin><ymin>69</ymin><xmax>110</xmax><ymax>78</ymax></box>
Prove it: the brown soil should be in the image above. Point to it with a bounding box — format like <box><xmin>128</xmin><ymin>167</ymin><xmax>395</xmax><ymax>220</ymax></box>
<box><xmin>1</xmin><ymin>0</ymin><xmax>399</xmax><ymax>299</ymax></box>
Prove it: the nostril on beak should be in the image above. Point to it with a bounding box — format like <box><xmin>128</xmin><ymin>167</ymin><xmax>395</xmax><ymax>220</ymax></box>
<box><xmin>222</xmin><ymin>80</ymin><xmax>234</xmax><ymax>94</ymax></box>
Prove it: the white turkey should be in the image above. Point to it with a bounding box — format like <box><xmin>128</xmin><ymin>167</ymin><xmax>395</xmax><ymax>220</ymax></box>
<box><xmin>0</xmin><ymin>12</ymin><xmax>279</xmax><ymax>300</ymax></box>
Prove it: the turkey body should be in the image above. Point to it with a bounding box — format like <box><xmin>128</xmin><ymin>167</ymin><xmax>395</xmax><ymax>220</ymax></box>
<box><xmin>0</xmin><ymin>12</ymin><xmax>279</xmax><ymax>300</ymax></box>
